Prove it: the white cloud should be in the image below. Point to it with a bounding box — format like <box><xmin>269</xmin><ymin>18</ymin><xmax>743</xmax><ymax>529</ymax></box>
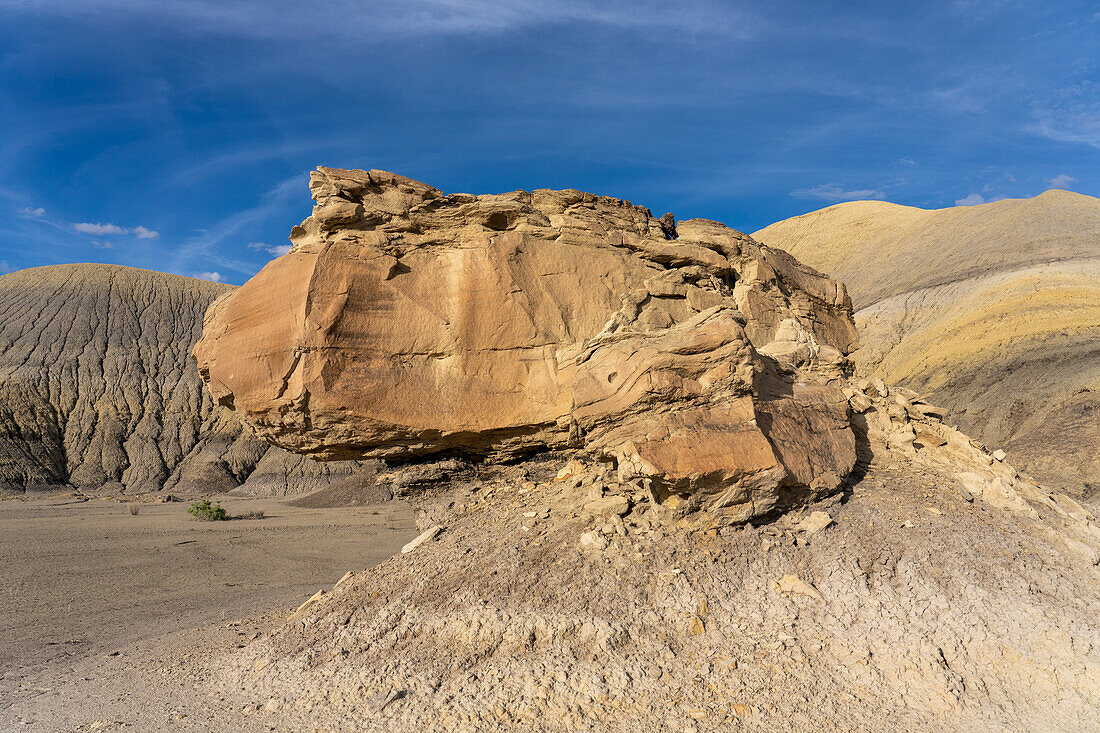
<box><xmin>955</xmin><ymin>193</ymin><xmax>986</xmax><ymax>206</ymax></box>
<box><xmin>73</xmin><ymin>221</ymin><xmax>159</xmax><ymax>238</ymax></box>
<box><xmin>20</xmin><ymin>207</ymin><xmax>45</xmax><ymax>217</ymax></box>
<box><xmin>248</xmin><ymin>241</ymin><xmax>291</xmax><ymax>257</ymax></box>
<box><xmin>1046</xmin><ymin>174</ymin><xmax>1077</xmax><ymax>190</ymax></box>
<box><xmin>791</xmin><ymin>183</ymin><xmax>885</xmax><ymax>202</ymax></box>
<box><xmin>195</xmin><ymin>271</ymin><xmax>223</xmax><ymax>282</ymax></box>
<box><xmin>74</xmin><ymin>222</ymin><xmax>127</xmax><ymax>235</ymax></box>
<box><xmin>91</xmin><ymin>240</ymin><xmax>114</xmax><ymax>249</ymax></box>
<box><xmin>954</xmin><ymin>193</ymin><xmax>1006</xmax><ymax>206</ymax></box>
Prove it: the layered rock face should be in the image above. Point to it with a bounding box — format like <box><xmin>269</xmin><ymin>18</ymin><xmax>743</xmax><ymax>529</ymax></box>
<box><xmin>753</xmin><ymin>190</ymin><xmax>1100</xmax><ymax>498</ymax></box>
<box><xmin>0</xmin><ymin>264</ymin><xmax>365</xmax><ymax>494</ymax></box>
<box><xmin>196</xmin><ymin>167</ymin><xmax>860</xmax><ymax>520</ymax></box>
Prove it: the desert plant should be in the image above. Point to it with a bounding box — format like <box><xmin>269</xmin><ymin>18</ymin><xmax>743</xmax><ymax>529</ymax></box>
<box><xmin>237</xmin><ymin>509</ymin><xmax>265</xmax><ymax>520</ymax></box>
<box><xmin>127</xmin><ymin>503</ymin><xmax>140</xmax><ymax>516</ymax></box>
<box><xmin>187</xmin><ymin>499</ymin><xmax>228</xmax><ymax>521</ymax></box>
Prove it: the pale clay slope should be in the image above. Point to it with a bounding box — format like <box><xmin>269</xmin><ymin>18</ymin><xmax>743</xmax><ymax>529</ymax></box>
<box><xmin>0</xmin><ymin>263</ymin><xmax>367</xmax><ymax>495</ymax></box>
<box><xmin>753</xmin><ymin>190</ymin><xmax>1100</xmax><ymax>498</ymax></box>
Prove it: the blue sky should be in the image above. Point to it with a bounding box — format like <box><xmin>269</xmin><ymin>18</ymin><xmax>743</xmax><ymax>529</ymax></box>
<box><xmin>1</xmin><ymin>1</ymin><xmax>1097</xmax><ymax>285</ymax></box>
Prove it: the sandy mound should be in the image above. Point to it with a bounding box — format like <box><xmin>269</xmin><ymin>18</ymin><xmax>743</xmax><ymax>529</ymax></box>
<box><xmin>214</xmin><ymin>389</ymin><xmax>1100</xmax><ymax>732</ymax></box>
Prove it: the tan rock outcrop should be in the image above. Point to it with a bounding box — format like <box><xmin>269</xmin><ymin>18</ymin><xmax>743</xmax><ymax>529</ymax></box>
<box><xmin>195</xmin><ymin>167</ymin><xmax>860</xmax><ymax>519</ymax></box>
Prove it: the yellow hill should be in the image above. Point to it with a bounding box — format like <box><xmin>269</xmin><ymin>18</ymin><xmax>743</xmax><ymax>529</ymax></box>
<box><xmin>754</xmin><ymin>190</ymin><xmax>1100</xmax><ymax>498</ymax></box>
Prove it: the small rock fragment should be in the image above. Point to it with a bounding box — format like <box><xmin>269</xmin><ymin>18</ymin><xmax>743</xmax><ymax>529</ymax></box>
<box><xmin>579</xmin><ymin>531</ymin><xmax>609</xmax><ymax>550</ymax></box>
<box><xmin>957</xmin><ymin>472</ymin><xmax>987</xmax><ymax>499</ymax></box>
<box><xmin>584</xmin><ymin>495</ymin><xmax>631</xmax><ymax>517</ymax></box>
<box><xmin>911</xmin><ymin>401</ymin><xmax>947</xmax><ymax>418</ymax></box>
<box><xmin>555</xmin><ymin>459</ymin><xmax>586</xmax><ymax>482</ymax></box>
<box><xmin>287</xmin><ymin>589</ymin><xmax>324</xmax><ymax>621</ymax></box>
<box><xmin>846</xmin><ymin>390</ymin><xmax>873</xmax><ymax>413</ymax></box>
<box><xmin>401</xmin><ymin>525</ymin><xmax>443</xmax><ymax>554</ymax></box>
<box><xmin>375</xmin><ymin>688</ymin><xmax>406</xmax><ymax>712</ymax></box>
<box><xmin>773</xmin><ymin>574</ymin><xmax>823</xmax><ymax>601</ymax></box>
<box><xmin>795</xmin><ymin>511</ymin><xmax>833</xmax><ymax>534</ymax></box>
<box><xmin>992</xmin><ymin>449</ymin><xmax>1007</xmax><ymax>462</ymax></box>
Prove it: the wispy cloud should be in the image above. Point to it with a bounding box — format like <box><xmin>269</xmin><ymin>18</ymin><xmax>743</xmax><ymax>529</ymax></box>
<box><xmin>173</xmin><ymin>173</ymin><xmax>305</xmax><ymax>277</ymax></box>
<box><xmin>132</xmin><ymin>225</ymin><xmax>158</xmax><ymax>239</ymax></box>
<box><xmin>2</xmin><ymin>0</ymin><xmax>754</xmax><ymax>38</ymax></box>
<box><xmin>1029</xmin><ymin>83</ymin><xmax>1100</xmax><ymax>149</ymax></box>
<box><xmin>194</xmin><ymin>271</ymin><xmax>223</xmax><ymax>282</ymax></box>
<box><xmin>790</xmin><ymin>183</ymin><xmax>885</xmax><ymax>202</ymax></box>
<box><xmin>20</xmin><ymin>206</ymin><xmax>45</xmax><ymax>217</ymax></box>
<box><xmin>91</xmin><ymin>240</ymin><xmax>114</xmax><ymax>249</ymax></box>
<box><xmin>1046</xmin><ymin>173</ymin><xmax>1077</xmax><ymax>189</ymax></box>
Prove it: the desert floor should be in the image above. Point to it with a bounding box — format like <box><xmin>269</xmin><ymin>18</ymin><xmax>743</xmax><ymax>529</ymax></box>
<box><xmin>0</xmin><ymin>494</ymin><xmax>416</xmax><ymax>731</ymax></box>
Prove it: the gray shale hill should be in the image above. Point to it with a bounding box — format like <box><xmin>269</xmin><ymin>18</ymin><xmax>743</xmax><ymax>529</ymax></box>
<box><xmin>0</xmin><ymin>263</ymin><xmax>365</xmax><ymax>495</ymax></box>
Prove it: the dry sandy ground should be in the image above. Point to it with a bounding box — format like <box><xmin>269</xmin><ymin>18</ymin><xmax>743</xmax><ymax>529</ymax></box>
<box><xmin>0</xmin><ymin>494</ymin><xmax>416</xmax><ymax>731</ymax></box>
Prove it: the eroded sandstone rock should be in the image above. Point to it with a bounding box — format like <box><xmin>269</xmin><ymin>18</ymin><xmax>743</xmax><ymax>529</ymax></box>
<box><xmin>195</xmin><ymin>167</ymin><xmax>861</xmax><ymax>519</ymax></box>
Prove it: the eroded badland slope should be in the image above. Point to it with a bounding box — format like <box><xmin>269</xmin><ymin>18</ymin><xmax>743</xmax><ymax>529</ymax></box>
<box><xmin>0</xmin><ymin>263</ymin><xmax>366</xmax><ymax>495</ymax></box>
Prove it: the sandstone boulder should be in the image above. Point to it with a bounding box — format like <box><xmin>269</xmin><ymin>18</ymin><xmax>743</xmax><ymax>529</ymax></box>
<box><xmin>195</xmin><ymin>168</ymin><xmax>861</xmax><ymax>519</ymax></box>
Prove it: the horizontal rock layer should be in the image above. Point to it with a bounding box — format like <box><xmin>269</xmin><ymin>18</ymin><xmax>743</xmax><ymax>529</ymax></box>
<box><xmin>196</xmin><ymin>168</ymin><xmax>861</xmax><ymax>519</ymax></box>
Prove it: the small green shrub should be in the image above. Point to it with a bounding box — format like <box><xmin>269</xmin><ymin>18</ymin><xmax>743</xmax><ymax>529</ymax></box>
<box><xmin>187</xmin><ymin>499</ymin><xmax>228</xmax><ymax>521</ymax></box>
